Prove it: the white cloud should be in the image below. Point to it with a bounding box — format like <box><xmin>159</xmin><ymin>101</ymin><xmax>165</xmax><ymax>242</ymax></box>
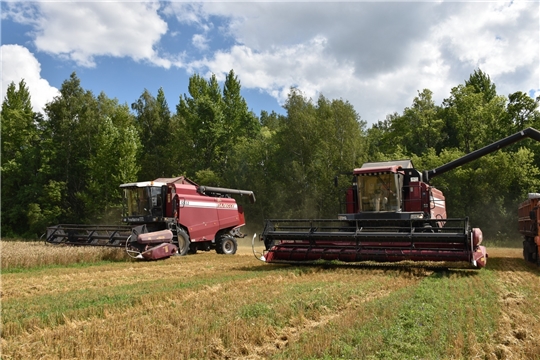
<box><xmin>3</xmin><ymin>1</ymin><xmax>538</xmax><ymax>123</ymax></box>
<box><xmin>183</xmin><ymin>1</ymin><xmax>539</xmax><ymax>123</ymax></box>
<box><xmin>162</xmin><ymin>3</ymin><xmax>207</xmax><ymax>26</ymax></box>
<box><xmin>1</xmin><ymin>1</ymin><xmax>40</xmax><ymax>25</ymax></box>
<box><xmin>1</xmin><ymin>44</ymin><xmax>60</xmax><ymax>113</ymax></box>
<box><xmin>192</xmin><ymin>34</ymin><xmax>209</xmax><ymax>51</ymax></box>
<box><xmin>5</xmin><ymin>1</ymin><xmax>171</xmax><ymax>68</ymax></box>
<box><xmin>189</xmin><ymin>36</ymin><xmax>356</xmax><ymax>106</ymax></box>
<box><xmin>431</xmin><ymin>1</ymin><xmax>539</xmax><ymax>96</ymax></box>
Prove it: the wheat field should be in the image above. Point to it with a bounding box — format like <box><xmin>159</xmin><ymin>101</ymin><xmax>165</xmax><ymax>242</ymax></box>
<box><xmin>1</xmin><ymin>241</ymin><xmax>539</xmax><ymax>359</ymax></box>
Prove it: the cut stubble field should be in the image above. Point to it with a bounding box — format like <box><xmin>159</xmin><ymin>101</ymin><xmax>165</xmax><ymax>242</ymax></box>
<box><xmin>1</xmin><ymin>241</ymin><xmax>539</xmax><ymax>360</ymax></box>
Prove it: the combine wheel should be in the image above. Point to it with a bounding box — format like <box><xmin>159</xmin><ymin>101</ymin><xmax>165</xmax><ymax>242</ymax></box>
<box><xmin>523</xmin><ymin>238</ymin><xmax>538</xmax><ymax>264</ymax></box>
<box><xmin>176</xmin><ymin>229</ymin><xmax>190</xmax><ymax>256</ymax></box>
<box><xmin>216</xmin><ymin>235</ymin><xmax>237</xmax><ymax>255</ymax></box>
<box><xmin>523</xmin><ymin>247</ymin><xmax>530</xmax><ymax>263</ymax></box>
<box><xmin>523</xmin><ymin>239</ymin><xmax>533</xmax><ymax>263</ymax></box>
<box><xmin>188</xmin><ymin>243</ymin><xmax>198</xmax><ymax>254</ymax></box>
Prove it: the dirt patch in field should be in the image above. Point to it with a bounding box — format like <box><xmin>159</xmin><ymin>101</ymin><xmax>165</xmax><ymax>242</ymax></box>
<box><xmin>237</xmin><ymin>245</ymin><xmax>261</xmax><ymax>256</ymax></box>
<box><xmin>482</xmin><ymin>252</ymin><xmax>540</xmax><ymax>360</ymax></box>
<box><xmin>486</xmin><ymin>248</ymin><xmax>523</xmax><ymax>259</ymax></box>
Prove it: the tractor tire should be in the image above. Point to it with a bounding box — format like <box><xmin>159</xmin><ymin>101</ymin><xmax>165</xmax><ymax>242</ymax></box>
<box><xmin>216</xmin><ymin>235</ymin><xmax>237</xmax><ymax>255</ymax></box>
<box><xmin>176</xmin><ymin>229</ymin><xmax>190</xmax><ymax>256</ymax></box>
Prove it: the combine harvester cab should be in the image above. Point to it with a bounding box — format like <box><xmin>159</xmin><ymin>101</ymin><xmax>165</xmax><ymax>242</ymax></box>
<box><xmin>261</xmin><ymin>127</ymin><xmax>540</xmax><ymax>269</ymax></box>
<box><xmin>45</xmin><ymin>177</ymin><xmax>255</xmax><ymax>260</ymax></box>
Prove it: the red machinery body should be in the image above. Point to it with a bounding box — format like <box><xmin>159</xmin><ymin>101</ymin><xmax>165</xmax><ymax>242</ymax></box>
<box><xmin>262</xmin><ymin>160</ymin><xmax>487</xmax><ymax>268</ymax></box>
<box><xmin>165</xmin><ymin>182</ymin><xmax>246</xmax><ymax>242</ymax></box>
<box><xmin>518</xmin><ymin>193</ymin><xmax>540</xmax><ymax>265</ymax></box>
<box><xmin>262</xmin><ymin>128</ymin><xmax>540</xmax><ymax>269</ymax></box>
<box><xmin>45</xmin><ymin>177</ymin><xmax>255</xmax><ymax>260</ymax></box>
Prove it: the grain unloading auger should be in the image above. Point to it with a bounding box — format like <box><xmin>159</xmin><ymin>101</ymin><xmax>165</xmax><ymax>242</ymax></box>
<box><xmin>261</xmin><ymin>127</ymin><xmax>540</xmax><ymax>268</ymax></box>
<box><xmin>45</xmin><ymin>177</ymin><xmax>255</xmax><ymax>260</ymax></box>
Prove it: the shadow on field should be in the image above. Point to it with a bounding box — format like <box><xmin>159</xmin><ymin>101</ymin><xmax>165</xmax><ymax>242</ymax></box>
<box><xmin>235</xmin><ymin>246</ymin><xmax>539</xmax><ymax>275</ymax></box>
<box><xmin>234</xmin><ymin>261</ymin><xmax>480</xmax><ymax>276</ymax></box>
<box><xmin>235</xmin><ymin>263</ymin><xmax>292</xmax><ymax>272</ymax></box>
<box><xmin>430</xmin><ymin>268</ymin><xmax>481</xmax><ymax>278</ymax></box>
<box><xmin>485</xmin><ymin>256</ymin><xmax>540</xmax><ymax>274</ymax></box>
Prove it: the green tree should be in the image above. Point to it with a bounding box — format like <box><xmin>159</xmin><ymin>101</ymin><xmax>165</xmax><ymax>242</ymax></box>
<box><xmin>31</xmin><ymin>73</ymin><xmax>141</xmax><ymax>231</ymax></box>
<box><xmin>383</xmin><ymin>89</ymin><xmax>445</xmax><ymax>155</ymax></box>
<box><xmin>39</xmin><ymin>72</ymin><xmax>99</xmax><ymax>224</ymax></box>
<box><xmin>505</xmin><ymin>91</ymin><xmax>540</xmax><ymax>180</ymax></box>
<box><xmin>443</xmin><ymin>70</ymin><xmax>508</xmax><ymax>151</ymax></box>
<box><xmin>132</xmin><ymin>88</ymin><xmax>175</xmax><ymax>180</ymax></box>
<box><xmin>175</xmin><ymin>70</ymin><xmax>260</xmax><ymax>181</ymax></box>
<box><xmin>365</xmin><ymin>113</ymin><xmax>399</xmax><ymax>160</ymax></box>
<box><xmin>259</xmin><ymin>110</ymin><xmax>282</xmax><ymax>132</ymax></box>
<box><xmin>1</xmin><ymin>80</ymin><xmax>43</xmax><ymax>236</ymax></box>
<box><xmin>83</xmin><ymin>95</ymin><xmax>140</xmax><ymax>221</ymax></box>
<box><xmin>223</xmin><ymin>70</ymin><xmax>259</xmax><ymax>139</ymax></box>
<box><xmin>442</xmin><ymin>84</ymin><xmax>507</xmax><ymax>152</ymax></box>
<box><xmin>312</xmin><ymin>95</ymin><xmax>367</xmax><ymax>216</ymax></box>
<box><xmin>176</xmin><ymin>73</ymin><xmax>224</xmax><ymax>176</ymax></box>
<box><xmin>268</xmin><ymin>89</ymin><xmax>366</xmax><ymax>219</ymax></box>
<box><xmin>465</xmin><ymin>68</ymin><xmax>497</xmax><ymax>103</ymax></box>
<box><xmin>224</xmin><ymin>108</ymin><xmax>286</xmax><ymax>223</ymax></box>
<box><xmin>225</xmin><ymin>126</ymin><xmax>280</xmax><ymax>223</ymax></box>
<box><xmin>506</xmin><ymin>91</ymin><xmax>540</xmax><ymax>130</ymax></box>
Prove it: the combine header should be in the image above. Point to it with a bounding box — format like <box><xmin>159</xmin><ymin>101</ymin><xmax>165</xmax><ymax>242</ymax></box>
<box><xmin>261</xmin><ymin>128</ymin><xmax>540</xmax><ymax>268</ymax></box>
<box><xmin>46</xmin><ymin>177</ymin><xmax>255</xmax><ymax>260</ymax></box>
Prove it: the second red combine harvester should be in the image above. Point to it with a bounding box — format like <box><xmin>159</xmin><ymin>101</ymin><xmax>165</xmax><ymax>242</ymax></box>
<box><xmin>45</xmin><ymin>177</ymin><xmax>255</xmax><ymax>260</ymax></box>
<box><xmin>261</xmin><ymin>128</ymin><xmax>540</xmax><ymax>269</ymax></box>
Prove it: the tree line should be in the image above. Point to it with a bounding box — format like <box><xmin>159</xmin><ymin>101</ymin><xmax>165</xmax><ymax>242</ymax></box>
<box><xmin>2</xmin><ymin>69</ymin><xmax>540</xmax><ymax>239</ymax></box>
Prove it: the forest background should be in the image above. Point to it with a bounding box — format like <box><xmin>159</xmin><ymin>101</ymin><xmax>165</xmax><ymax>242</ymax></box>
<box><xmin>2</xmin><ymin>69</ymin><xmax>540</xmax><ymax>240</ymax></box>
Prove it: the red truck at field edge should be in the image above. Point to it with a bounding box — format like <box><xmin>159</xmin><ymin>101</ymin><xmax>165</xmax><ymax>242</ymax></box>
<box><xmin>518</xmin><ymin>193</ymin><xmax>540</xmax><ymax>265</ymax></box>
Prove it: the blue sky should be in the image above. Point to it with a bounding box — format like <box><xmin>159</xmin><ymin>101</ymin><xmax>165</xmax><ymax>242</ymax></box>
<box><xmin>2</xmin><ymin>1</ymin><xmax>539</xmax><ymax>126</ymax></box>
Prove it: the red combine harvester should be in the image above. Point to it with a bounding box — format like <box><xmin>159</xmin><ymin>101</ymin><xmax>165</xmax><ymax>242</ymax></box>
<box><xmin>261</xmin><ymin>128</ymin><xmax>540</xmax><ymax>268</ymax></box>
<box><xmin>45</xmin><ymin>177</ymin><xmax>255</xmax><ymax>260</ymax></box>
<box><xmin>518</xmin><ymin>193</ymin><xmax>540</xmax><ymax>265</ymax></box>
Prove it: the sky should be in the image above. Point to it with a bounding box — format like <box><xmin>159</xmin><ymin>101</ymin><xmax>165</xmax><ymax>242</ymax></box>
<box><xmin>1</xmin><ymin>1</ymin><xmax>539</xmax><ymax>126</ymax></box>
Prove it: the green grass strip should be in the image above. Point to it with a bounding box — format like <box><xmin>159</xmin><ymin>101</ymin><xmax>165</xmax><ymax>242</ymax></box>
<box><xmin>2</xmin><ymin>265</ymin><xmax>292</xmax><ymax>338</ymax></box>
<box><xmin>278</xmin><ymin>268</ymin><xmax>500</xmax><ymax>360</ymax></box>
<box><xmin>2</xmin><ymin>259</ymin><xmax>134</xmax><ymax>274</ymax></box>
